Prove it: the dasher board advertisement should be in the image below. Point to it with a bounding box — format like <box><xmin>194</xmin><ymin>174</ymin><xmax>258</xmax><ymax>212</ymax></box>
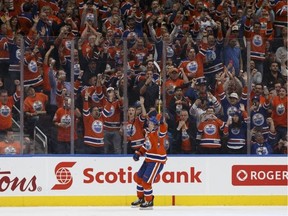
<box><xmin>0</xmin><ymin>156</ymin><xmax>286</xmax><ymax>196</ymax></box>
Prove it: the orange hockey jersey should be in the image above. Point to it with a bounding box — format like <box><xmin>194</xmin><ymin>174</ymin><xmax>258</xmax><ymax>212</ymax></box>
<box><xmin>53</xmin><ymin>107</ymin><xmax>78</xmax><ymax>142</ymax></box>
<box><xmin>0</xmin><ymin>141</ymin><xmax>21</xmax><ymax>154</ymax></box>
<box><xmin>197</xmin><ymin>118</ymin><xmax>225</xmax><ymax>148</ymax></box>
<box><xmin>127</xmin><ymin>114</ymin><xmax>146</xmax><ymax>150</ymax></box>
<box><xmin>138</xmin><ymin>122</ymin><xmax>168</xmax><ymax>164</ymax></box>
<box><xmin>24</xmin><ymin>53</ymin><xmax>43</xmax><ymax>87</ymax></box>
<box><xmin>96</xmin><ymin>86</ymin><xmax>123</xmax><ymax>131</ymax></box>
<box><xmin>24</xmin><ymin>93</ymin><xmax>48</xmax><ymax>114</ymax></box>
<box><xmin>165</xmin><ymin>78</ymin><xmax>185</xmax><ymax>107</ymax></box>
<box><xmin>271</xmin><ymin>95</ymin><xmax>287</xmax><ymax>128</ymax></box>
<box><xmin>0</xmin><ymin>92</ymin><xmax>20</xmax><ymax>131</ymax></box>
<box><xmin>272</xmin><ymin>0</ymin><xmax>288</xmax><ymax>28</ymax></box>
<box><xmin>178</xmin><ymin>45</ymin><xmax>207</xmax><ymax>79</ymax></box>
<box><xmin>244</xmin><ymin>18</ymin><xmax>273</xmax><ymax>61</ymax></box>
<box><xmin>83</xmin><ymin>100</ymin><xmax>104</xmax><ymax>147</ymax></box>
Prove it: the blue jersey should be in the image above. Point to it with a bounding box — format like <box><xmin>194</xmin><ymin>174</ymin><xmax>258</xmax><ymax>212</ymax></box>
<box><xmin>251</xmin><ymin>132</ymin><xmax>276</xmax><ymax>155</ymax></box>
<box><xmin>226</xmin><ymin>123</ymin><xmax>247</xmax><ymax>149</ymax></box>
<box><xmin>204</xmin><ymin>43</ymin><xmax>224</xmax><ymax>75</ymax></box>
<box><xmin>251</xmin><ymin>142</ymin><xmax>274</xmax><ymax>155</ymax></box>
<box><xmin>250</xmin><ymin>104</ymin><xmax>270</xmax><ymax>138</ymax></box>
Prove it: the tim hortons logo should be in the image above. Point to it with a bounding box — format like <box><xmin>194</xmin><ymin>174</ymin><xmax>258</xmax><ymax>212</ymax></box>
<box><xmin>0</xmin><ymin>171</ymin><xmax>38</xmax><ymax>192</ymax></box>
<box><xmin>51</xmin><ymin>162</ymin><xmax>76</xmax><ymax>190</ymax></box>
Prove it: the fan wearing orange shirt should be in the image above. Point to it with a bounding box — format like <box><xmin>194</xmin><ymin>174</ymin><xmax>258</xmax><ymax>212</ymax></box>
<box><xmin>0</xmin><ymin>130</ymin><xmax>30</xmax><ymax>154</ymax></box>
<box><xmin>0</xmin><ymin>80</ymin><xmax>20</xmax><ymax>138</ymax></box>
<box><xmin>0</xmin><ymin>130</ymin><xmax>21</xmax><ymax>154</ymax></box>
<box><xmin>24</xmin><ymin>86</ymin><xmax>48</xmax><ymax>137</ymax></box>
<box><xmin>270</xmin><ymin>87</ymin><xmax>287</xmax><ymax>142</ymax></box>
<box><xmin>196</xmin><ymin>106</ymin><xmax>225</xmax><ymax>154</ymax></box>
<box><xmin>53</xmin><ymin>95</ymin><xmax>82</xmax><ymax>154</ymax></box>
<box><xmin>178</xmin><ymin>45</ymin><xmax>207</xmax><ymax>80</ymax></box>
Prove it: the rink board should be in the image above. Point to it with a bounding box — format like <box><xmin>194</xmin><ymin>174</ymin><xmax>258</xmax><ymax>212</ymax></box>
<box><xmin>0</xmin><ymin>156</ymin><xmax>287</xmax><ymax>206</ymax></box>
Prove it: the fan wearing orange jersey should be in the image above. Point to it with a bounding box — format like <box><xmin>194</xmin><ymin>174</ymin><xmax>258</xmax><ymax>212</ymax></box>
<box><xmin>53</xmin><ymin>95</ymin><xmax>82</xmax><ymax>154</ymax></box>
<box><xmin>82</xmin><ymin>89</ymin><xmax>105</xmax><ymax>154</ymax></box>
<box><xmin>0</xmin><ymin>130</ymin><xmax>30</xmax><ymax>155</ymax></box>
<box><xmin>270</xmin><ymin>87</ymin><xmax>287</xmax><ymax>142</ymax></box>
<box><xmin>95</xmin><ymin>75</ymin><xmax>123</xmax><ymax>154</ymax></box>
<box><xmin>24</xmin><ymin>86</ymin><xmax>48</xmax><ymax>137</ymax></box>
<box><xmin>178</xmin><ymin>45</ymin><xmax>207</xmax><ymax>80</ymax></box>
<box><xmin>0</xmin><ymin>80</ymin><xmax>20</xmax><ymax>139</ymax></box>
<box><xmin>196</xmin><ymin>106</ymin><xmax>225</xmax><ymax>154</ymax></box>
<box><xmin>124</xmin><ymin>96</ymin><xmax>147</xmax><ymax>153</ymax></box>
<box><xmin>165</xmin><ymin>67</ymin><xmax>189</xmax><ymax>109</ymax></box>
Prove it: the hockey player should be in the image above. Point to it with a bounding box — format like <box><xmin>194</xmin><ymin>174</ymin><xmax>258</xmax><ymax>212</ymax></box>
<box><xmin>131</xmin><ymin>115</ymin><xmax>168</xmax><ymax>209</ymax></box>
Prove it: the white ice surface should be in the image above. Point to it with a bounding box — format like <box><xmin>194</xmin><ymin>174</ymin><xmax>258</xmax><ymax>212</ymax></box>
<box><xmin>0</xmin><ymin>206</ymin><xmax>287</xmax><ymax>216</ymax></box>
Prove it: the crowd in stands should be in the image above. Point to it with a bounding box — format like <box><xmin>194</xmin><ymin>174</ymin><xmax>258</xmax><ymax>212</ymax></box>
<box><xmin>0</xmin><ymin>0</ymin><xmax>287</xmax><ymax>155</ymax></box>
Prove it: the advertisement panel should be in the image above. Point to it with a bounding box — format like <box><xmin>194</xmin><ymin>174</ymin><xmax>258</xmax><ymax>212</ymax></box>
<box><xmin>0</xmin><ymin>156</ymin><xmax>287</xmax><ymax>197</ymax></box>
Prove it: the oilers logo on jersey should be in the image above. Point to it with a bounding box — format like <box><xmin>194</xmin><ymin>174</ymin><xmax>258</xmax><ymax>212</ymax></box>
<box><xmin>276</xmin><ymin>104</ymin><xmax>285</xmax><ymax>115</ymax></box>
<box><xmin>74</xmin><ymin>63</ymin><xmax>80</xmax><ymax>76</ymax></box>
<box><xmin>227</xmin><ymin>106</ymin><xmax>238</xmax><ymax>117</ymax></box>
<box><xmin>33</xmin><ymin>101</ymin><xmax>43</xmax><ymax>111</ymax></box>
<box><xmin>65</xmin><ymin>40</ymin><xmax>71</xmax><ymax>50</ymax></box>
<box><xmin>182</xmin><ymin>130</ymin><xmax>189</xmax><ymax>141</ymax></box>
<box><xmin>16</xmin><ymin>49</ymin><xmax>21</xmax><ymax>60</ymax></box>
<box><xmin>135</xmin><ymin>52</ymin><xmax>145</xmax><ymax>63</ymax></box>
<box><xmin>92</xmin><ymin>120</ymin><xmax>103</xmax><ymax>133</ymax></box>
<box><xmin>252</xmin><ymin>35</ymin><xmax>263</xmax><ymax>47</ymax></box>
<box><xmin>144</xmin><ymin>139</ymin><xmax>152</xmax><ymax>150</ymax></box>
<box><xmin>166</xmin><ymin>46</ymin><xmax>174</xmax><ymax>58</ymax></box>
<box><xmin>127</xmin><ymin>124</ymin><xmax>136</xmax><ymax>136</ymax></box>
<box><xmin>204</xmin><ymin>124</ymin><xmax>217</xmax><ymax>135</ymax></box>
<box><xmin>252</xmin><ymin>113</ymin><xmax>265</xmax><ymax>126</ymax></box>
<box><xmin>0</xmin><ymin>105</ymin><xmax>10</xmax><ymax>117</ymax></box>
<box><xmin>61</xmin><ymin>114</ymin><xmax>71</xmax><ymax>126</ymax></box>
<box><xmin>205</xmin><ymin>50</ymin><xmax>216</xmax><ymax>62</ymax></box>
<box><xmin>256</xmin><ymin>146</ymin><xmax>268</xmax><ymax>155</ymax></box>
<box><xmin>231</xmin><ymin>127</ymin><xmax>241</xmax><ymax>135</ymax></box>
<box><xmin>4</xmin><ymin>146</ymin><xmax>17</xmax><ymax>154</ymax></box>
<box><xmin>186</xmin><ymin>61</ymin><xmax>198</xmax><ymax>75</ymax></box>
<box><xmin>28</xmin><ymin>60</ymin><xmax>38</xmax><ymax>73</ymax></box>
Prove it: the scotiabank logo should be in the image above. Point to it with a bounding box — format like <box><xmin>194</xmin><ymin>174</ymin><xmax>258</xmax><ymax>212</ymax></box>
<box><xmin>51</xmin><ymin>162</ymin><xmax>76</xmax><ymax>190</ymax></box>
<box><xmin>0</xmin><ymin>171</ymin><xmax>38</xmax><ymax>192</ymax></box>
<box><xmin>83</xmin><ymin>166</ymin><xmax>202</xmax><ymax>184</ymax></box>
<box><xmin>232</xmin><ymin>165</ymin><xmax>288</xmax><ymax>186</ymax></box>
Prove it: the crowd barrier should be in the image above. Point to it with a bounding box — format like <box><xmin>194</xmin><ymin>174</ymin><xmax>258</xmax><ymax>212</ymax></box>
<box><xmin>0</xmin><ymin>156</ymin><xmax>287</xmax><ymax>206</ymax></box>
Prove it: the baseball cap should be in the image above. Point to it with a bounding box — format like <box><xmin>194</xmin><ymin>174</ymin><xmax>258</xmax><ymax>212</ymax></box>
<box><xmin>106</xmin><ymin>87</ymin><xmax>114</xmax><ymax>92</ymax></box>
<box><xmin>229</xmin><ymin>92</ymin><xmax>239</xmax><ymax>99</ymax></box>
<box><xmin>134</xmin><ymin>101</ymin><xmax>141</xmax><ymax>108</ymax></box>
<box><xmin>148</xmin><ymin>116</ymin><xmax>159</xmax><ymax>125</ymax></box>
<box><xmin>252</xmin><ymin>95</ymin><xmax>260</xmax><ymax>101</ymax></box>
<box><xmin>196</xmin><ymin>77</ymin><xmax>207</xmax><ymax>85</ymax></box>
<box><xmin>231</xmin><ymin>25</ymin><xmax>239</xmax><ymax>31</ymax></box>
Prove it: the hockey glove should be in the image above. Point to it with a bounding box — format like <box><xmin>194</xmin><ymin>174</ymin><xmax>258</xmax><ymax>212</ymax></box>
<box><xmin>133</xmin><ymin>151</ymin><xmax>140</xmax><ymax>161</ymax></box>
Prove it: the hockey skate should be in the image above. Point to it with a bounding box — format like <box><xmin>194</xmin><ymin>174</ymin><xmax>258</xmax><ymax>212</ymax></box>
<box><xmin>139</xmin><ymin>196</ymin><xmax>154</xmax><ymax>210</ymax></box>
<box><xmin>131</xmin><ymin>198</ymin><xmax>144</xmax><ymax>208</ymax></box>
